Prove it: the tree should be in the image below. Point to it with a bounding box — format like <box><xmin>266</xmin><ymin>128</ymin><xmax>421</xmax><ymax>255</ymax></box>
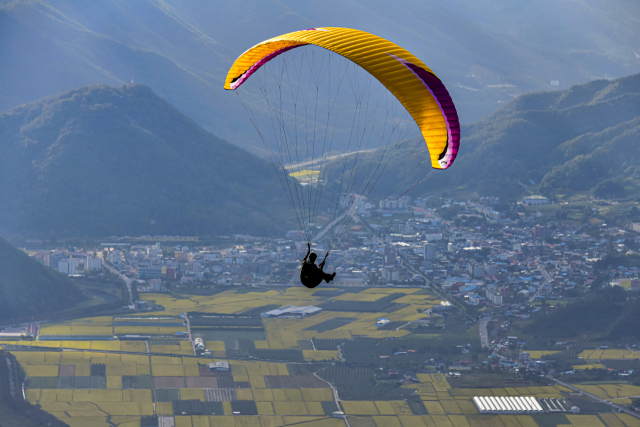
<box><xmin>594</xmin><ymin>179</ymin><xmax>626</xmax><ymax>199</ymax></box>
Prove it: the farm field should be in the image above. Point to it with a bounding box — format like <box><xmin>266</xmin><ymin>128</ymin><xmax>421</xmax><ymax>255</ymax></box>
<box><xmin>579</xmin><ymin>350</ymin><xmax>640</xmax><ymax>360</ymax></box>
<box><xmin>526</xmin><ymin>351</ymin><xmax>560</xmax><ymax>359</ymax></box>
<box><xmin>4</xmin><ymin>285</ymin><xmax>636</xmax><ymax>426</ymax></box>
<box><xmin>573</xmin><ymin>384</ymin><xmax>640</xmax><ymax>400</ymax></box>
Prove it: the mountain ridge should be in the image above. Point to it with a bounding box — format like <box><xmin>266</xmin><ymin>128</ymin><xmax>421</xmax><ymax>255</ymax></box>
<box><xmin>359</xmin><ymin>72</ymin><xmax>640</xmax><ymax>200</ymax></box>
<box><xmin>0</xmin><ymin>84</ymin><xmax>293</xmax><ymax>238</ymax></box>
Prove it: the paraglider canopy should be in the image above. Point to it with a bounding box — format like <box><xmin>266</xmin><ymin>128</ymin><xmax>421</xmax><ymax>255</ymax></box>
<box><xmin>225</xmin><ymin>27</ymin><xmax>460</xmax><ymax>170</ymax></box>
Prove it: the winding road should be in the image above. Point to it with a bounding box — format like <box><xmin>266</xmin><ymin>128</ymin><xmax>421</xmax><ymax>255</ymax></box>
<box><xmin>99</xmin><ymin>252</ymin><xmax>134</xmax><ymax>307</ymax></box>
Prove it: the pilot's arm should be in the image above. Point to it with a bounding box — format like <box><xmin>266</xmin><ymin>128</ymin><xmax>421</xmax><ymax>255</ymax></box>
<box><xmin>303</xmin><ymin>242</ymin><xmax>311</xmax><ymax>263</ymax></box>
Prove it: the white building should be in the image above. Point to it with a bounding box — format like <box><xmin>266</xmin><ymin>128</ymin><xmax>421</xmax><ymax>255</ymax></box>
<box><xmin>473</xmin><ymin>396</ymin><xmax>544</xmax><ymax>414</ymax></box>
<box><xmin>261</xmin><ymin>306</ymin><xmax>322</xmax><ymax>319</ymax></box>
<box><xmin>379</xmin><ymin>198</ymin><xmax>408</xmax><ymax>210</ymax></box>
<box><xmin>382</xmin><ymin>267</ymin><xmax>399</xmax><ymax>281</ymax></box>
<box><xmin>85</xmin><ymin>256</ymin><xmax>102</xmax><ymax>271</ymax></box>
<box><xmin>208</xmin><ymin>361</ymin><xmax>230</xmax><ymax>371</ymax></box>
<box><xmin>57</xmin><ymin>259</ymin><xmax>75</xmax><ymax>275</ymax></box>
<box><xmin>486</xmin><ymin>288</ymin><xmax>503</xmax><ymax>304</ymax></box>
<box><xmin>375</xmin><ymin>318</ymin><xmax>390</xmax><ymax>326</ymax></box>
<box><xmin>522</xmin><ymin>195</ymin><xmax>549</xmax><ymax>206</ymax></box>
<box><xmin>195</xmin><ymin>337</ymin><xmax>205</xmax><ymax>350</ymax></box>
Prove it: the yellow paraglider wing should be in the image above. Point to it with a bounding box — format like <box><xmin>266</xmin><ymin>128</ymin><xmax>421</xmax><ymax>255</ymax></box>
<box><xmin>224</xmin><ymin>27</ymin><xmax>459</xmax><ymax>169</ymax></box>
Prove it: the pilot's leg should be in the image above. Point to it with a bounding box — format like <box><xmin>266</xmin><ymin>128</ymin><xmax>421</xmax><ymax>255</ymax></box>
<box><xmin>322</xmin><ymin>272</ymin><xmax>336</xmax><ymax>283</ymax></box>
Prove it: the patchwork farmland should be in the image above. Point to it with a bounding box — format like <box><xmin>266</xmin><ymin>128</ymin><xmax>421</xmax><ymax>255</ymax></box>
<box><xmin>1</xmin><ymin>286</ymin><xmax>639</xmax><ymax>427</ymax></box>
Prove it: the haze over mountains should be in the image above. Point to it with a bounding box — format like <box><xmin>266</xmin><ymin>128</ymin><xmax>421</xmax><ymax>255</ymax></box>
<box><xmin>1</xmin><ymin>0</ymin><xmax>638</xmax><ymax>153</ymax></box>
<box><xmin>1</xmin><ymin>73</ymin><xmax>638</xmax><ymax>239</ymax></box>
<box><xmin>0</xmin><ymin>84</ymin><xmax>292</xmax><ymax>238</ymax></box>
<box><xmin>362</xmin><ymin>73</ymin><xmax>640</xmax><ymax>200</ymax></box>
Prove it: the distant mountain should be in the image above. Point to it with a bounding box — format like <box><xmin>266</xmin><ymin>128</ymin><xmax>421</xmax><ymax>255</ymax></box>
<box><xmin>0</xmin><ymin>237</ymin><xmax>85</xmax><ymax>320</ymax></box>
<box><xmin>364</xmin><ymin>72</ymin><xmax>640</xmax><ymax>200</ymax></box>
<box><xmin>0</xmin><ymin>84</ymin><xmax>292</xmax><ymax>237</ymax></box>
<box><xmin>0</xmin><ymin>0</ymin><xmax>638</xmax><ymax>152</ymax></box>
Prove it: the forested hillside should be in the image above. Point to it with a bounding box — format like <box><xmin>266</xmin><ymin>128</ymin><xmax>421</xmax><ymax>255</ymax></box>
<box><xmin>0</xmin><ymin>84</ymin><xmax>292</xmax><ymax>237</ymax></box>
<box><xmin>365</xmin><ymin>72</ymin><xmax>640</xmax><ymax>200</ymax></box>
<box><xmin>0</xmin><ymin>237</ymin><xmax>85</xmax><ymax>321</ymax></box>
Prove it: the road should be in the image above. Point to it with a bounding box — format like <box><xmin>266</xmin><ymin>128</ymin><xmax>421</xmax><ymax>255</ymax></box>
<box><xmin>313</xmin><ymin>211</ymin><xmax>348</xmax><ymax>243</ymax></box>
<box><xmin>185</xmin><ymin>315</ymin><xmax>196</xmax><ymax>356</ymax></box>
<box><xmin>99</xmin><ymin>252</ymin><xmax>134</xmax><ymax>307</ymax></box>
<box><xmin>5</xmin><ymin>357</ymin><xmax>17</xmax><ymax>398</ymax></box>
<box><xmin>285</xmin><ymin>149</ymin><xmax>376</xmax><ymax>171</ymax></box>
<box><xmin>479</xmin><ymin>318</ymin><xmax>492</xmax><ymax>348</ymax></box>
<box><xmin>313</xmin><ymin>371</ymin><xmax>351</xmax><ymax>427</ymax></box>
<box><xmin>313</xmin><ymin>197</ymin><xmax>363</xmax><ymax>244</ymax></box>
<box><xmin>550</xmin><ymin>377</ymin><xmax>640</xmax><ymax>419</ymax></box>
<box><xmin>529</xmin><ymin>264</ymin><xmax>552</xmax><ymax>303</ymax></box>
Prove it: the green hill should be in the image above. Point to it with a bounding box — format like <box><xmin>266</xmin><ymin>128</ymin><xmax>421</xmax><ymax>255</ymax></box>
<box><xmin>0</xmin><ymin>237</ymin><xmax>85</xmax><ymax>321</ymax></box>
<box><xmin>524</xmin><ymin>285</ymin><xmax>640</xmax><ymax>341</ymax></box>
<box><xmin>0</xmin><ymin>84</ymin><xmax>292</xmax><ymax>237</ymax></box>
<box><xmin>364</xmin><ymin>72</ymin><xmax>640</xmax><ymax>200</ymax></box>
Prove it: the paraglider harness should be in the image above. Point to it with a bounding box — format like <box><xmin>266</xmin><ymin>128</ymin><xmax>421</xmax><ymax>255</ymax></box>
<box><xmin>300</xmin><ymin>244</ymin><xmax>334</xmax><ymax>289</ymax></box>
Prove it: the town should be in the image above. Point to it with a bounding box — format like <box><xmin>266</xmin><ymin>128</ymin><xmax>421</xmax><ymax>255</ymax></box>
<box><xmin>28</xmin><ymin>192</ymin><xmax>640</xmax><ymax>315</ymax></box>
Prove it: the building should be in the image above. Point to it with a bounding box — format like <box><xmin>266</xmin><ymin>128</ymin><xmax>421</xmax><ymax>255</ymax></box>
<box><xmin>57</xmin><ymin>259</ymin><xmax>75</xmax><ymax>275</ymax></box>
<box><xmin>533</xmin><ymin>225</ymin><xmax>551</xmax><ymax>239</ymax></box>
<box><xmin>522</xmin><ymin>195</ymin><xmax>549</xmax><ymax>206</ymax></box>
<box><xmin>208</xmin><ymin>361</ymin><xmax>230</xmax><ymax>371</ymax></box>
<box><xmin>135</xmin><ymin>301</ymin><xmax>149</xmax><ymax>310</ymax></box>
<box><xmin>48</xmin><ymin>253</ymin><xmax>64</xmax><ymax>269</ymax></box>
<box><xmin>519</xmin><ymin>352</ymin><xmax>530</xmax><ymax>361</ymax></box>
<box><xmin>484</xmin><ymin>262</ymin><xmax>497</xmax><ymax>276</ymax></box>
<box><xmin>107</xmin><ymin>250</ymin><xmax>123</xmax><ymax>265</ymax></box>
<box><xmin>468</xmin><ymin>264</ymin><xmax>483</xmax><ymax>278</ymax></box>
<box><xmin>335</xmin><ymin>275</ymin><xmax>365</xmax><ymax>286</ymax></box>
<box><xmin>379</xmin><ymin>196</ymin><xmax>408</xmax><ymax>210</ymax></box>
<box><xmin>85</xmin><ymin>256</ymin><xmax>102</xmax><ymax>271</ymax></box>
<box><xmin>195</xmin><ymin>337</ymin><xmax>205</xmax><ymax>351</ymax></box>
<box><xmin>165</xmin><ymin>267</ymin><xmax>177</xmax><ymax>279</ymax></box>
<box><xmin>375</xmin><ymin>318</ymin><xmax>390</xmax><ymax>327</ymax></box>
<box><xmin>260</xmin><ymin>306</ymin><xmax>322</xmax><ymax>319</ymax></box>
<box><xmin>137</xmin><ymin>267</ymin><xmax>162</xmax><ymax>280</ymax></box>
<box><xmin>486</xmin><ymin>287</ymin><xmax>503</xmax><ymax>304</ymax></box>
<box><xmin>381</xmin><ymin>267</ymin><xmax>399</xmax><ymax>281</ymax></box>
<box><xmin>424</xmin><ymin>243</ymin><xmax>437</xmax><ymax>261</ymax></box>
<box><xmin>148</xmin><ymin>279</ymin><xmax>162</xmax><ymax>291</ymax></box>
<box><xmin>473</xmin><ymin>396</ymin><xmax>544</xmax><ymax>414</ymax></box>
